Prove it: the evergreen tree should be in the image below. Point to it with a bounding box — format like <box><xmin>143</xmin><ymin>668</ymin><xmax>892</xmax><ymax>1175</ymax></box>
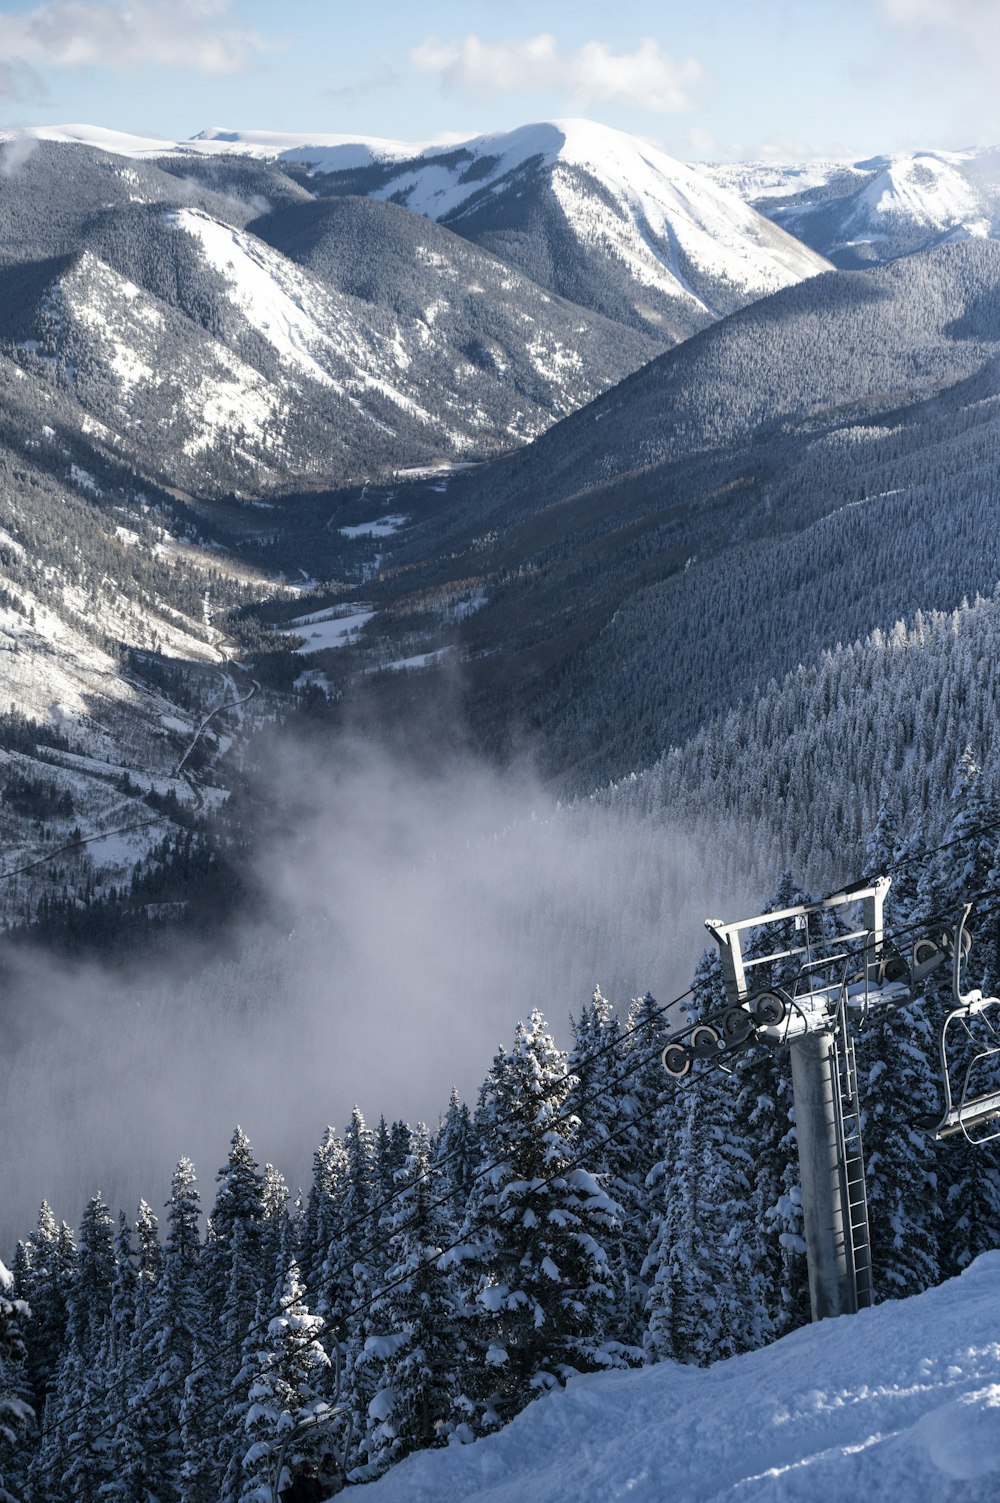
<box><xmin>17</xmin><ymin>1206</ymin><xmax>73</xmax><ymax>1412</ymax></box>
<box><xmin>177</xmin><ymin>1342</ymin><xmax>218</xmax><ymax>1503</ymax></box>
<box><xmin>858</xmin><ymin>998</ymin><xmax>941</xmax><ymax>1299</ymax></box>
<box><xmin>301</xmin><ymin>1128</ymin><xmax>348</xmax><ymax>1301</ymax></box>
<box><xmin>135</xmin><ymin>1159</ymin><xmax>205</xmax><ymax>1503</ymax></box>
<box><xmin>236</xmin><ymin>1261</ymin><xmax>330</xmax><ymax>1503</ymax></box>
<box><xmin>363</xmin><ymin>1126</ymin><xmax>458</xmax><ymax>1474</ymax></box>
<box><xmin>66</xmin><ymin>1193</ymin><xmax>116</xmax><ymax>1362</ymax></box>
<box><xmin>433</xmin><ymin>1091</ymin><xmax>478</xmax><ymax>1227</ymax></box>
<box><xmin>0</xmin><ymin>1260</ymin><xmax>33</xmax><ymax>1503</ymax></box>
<box><xmin>645</xmin><ymin>945</ymin><xmax>773</xmax><ymax>1364</ymax></box>
<box><xmin>455</xmin><ymin>1010</ymin><xmax>622</xmax><ymax>1432</ymax></box>
<box><xmin>261</xmin><ymin>1164</ymin><xmax>291</xmax><ymax>1293</ymax></box>
<box><xmin>203</xmin><ymin>1127</ymin><xmax>266</xmax><ymax>1325</ymax></box>
<box><xmin>569</xmin><ymin>987</ymin><xmax>646</xmax><ymax>1348</ymax></box>
<box><xmin>337</xmin><ymin>1109</ymin><xmax>380</xmax><ymax>1467</ymax></box>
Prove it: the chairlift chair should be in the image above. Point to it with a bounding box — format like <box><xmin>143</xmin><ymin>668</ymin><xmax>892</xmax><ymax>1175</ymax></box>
<box><xmin>919</xmin><ymin>904</ymin><xmax>1000</xmax><ymax>1144</ymax></box>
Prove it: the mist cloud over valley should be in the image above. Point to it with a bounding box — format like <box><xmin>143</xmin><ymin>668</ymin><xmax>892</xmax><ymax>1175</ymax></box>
<box><xmin>0</xmin><ymin>734</ymin><xmax>753</xmax><ymax>1251</ymax></box>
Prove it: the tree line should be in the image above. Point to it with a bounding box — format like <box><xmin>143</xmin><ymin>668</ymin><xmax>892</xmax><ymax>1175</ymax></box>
<box><xmin>2</xmin><ymin>790</ymin><xmax>999</xmax><ymax>1501</ymax></box>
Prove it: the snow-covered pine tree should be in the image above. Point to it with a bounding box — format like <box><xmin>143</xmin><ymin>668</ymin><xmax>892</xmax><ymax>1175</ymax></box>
<box><xmin>644</xmin><ymin>947</ymin><xmax>771</xmax><ymax>1365</ymax></box>
<box><xmin>177</xmin><ymin>1341</ymin><xmax>218</xmax><ymax>1503</ymax></box>
<box><xmin>337</xmin><ymin>1108</ymin><xmax>380</xmax><ymax>1464</ymax></box>
<box><xmin>236</xmin><ymin>1260</ymin><xmax>330</xmax><ymax>1503</ymax></box>
<box><xmin>260</xmin><ymin>1164</ymin><xmax>291</xmax><ymax>1294</ymax></box>
<box><xmin>0</xmin><ymin>1259</ymin><xmax>33</xmax><ymax>1503</ymax></box>
<box><xmin>733</xmin><ymin>873</ymin><xmax>811</xmax><ymax>1336</ymax></box>
<box><xmin>455</xmin><ymin>1009</ymin><xmax>622</xmax><ymax>1432</ymax></box>
<box><xmin>203</xmin><ymin>1128</ymin><xmax>267</xmax><ymax>1327</ymax></box>
<box><xmin>66</xmin><ymin>1193</ymin><xmax>116</xmax><ymax>1363</ymax></box>
<box><xmin>433</xmin><ymin>1090</ymin><xmax>478</xmax><ymax>1227</ymax></box>
<box><xmin>15</xmin><ymin>1206</ymin><xmax>73</xmax><ymax>1413</ymax></box>
<box><xmin>220</xmin><ymin>1292</ymin><xmax>268</xmax><ymax>1503</ymax></box>
<box><xmin>362</xmin><ymin>1125</ymin><xmax>458</xmax><ymax>1475</ymax></box>
<box><xmin>133</xmin><ymin>1159</ymin><xmax>205</xmax><ymax>1503</ymax></box>
<box><xmin>569</xmin><ymin>987</ymin><xmax>645</xmax><ymax>1350</ymax></box>
<box><xmin>858</xmin><ymin>995</ymin><xmax>941</xmax><ymax>1300</ymax></box>
<box><xmin>102</xmin><ymin>1213</ymin><xmax>155</xmax><ymax>1503</ymax></box>
<box><xmin>301</xmin><ymin>1128</ymin><xmax>348</xmax><ymax>1302</ymax></box>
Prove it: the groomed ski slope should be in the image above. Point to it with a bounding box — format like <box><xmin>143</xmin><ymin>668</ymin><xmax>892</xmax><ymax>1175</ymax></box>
<box><xmin>364</xmin><ymin>1253</ymin><xmax>1000</xmax><ymax>1503</ymax></box>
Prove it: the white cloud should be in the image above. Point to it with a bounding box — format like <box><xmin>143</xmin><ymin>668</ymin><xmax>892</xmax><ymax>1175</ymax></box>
<box><xmin>686</xmin><ymin>126</ymin><xmax>716</xmax><ymax>158</ymax></box>
<box><xmin>0</xmin><ymin>0</ymin><xmax>270</xmax><ymax>77</ymax></box>
<box><xmin>411</xmin><ymin>33</ymin><xmax>703</xmax><ymax>114</ymax></box>
<box><xmin>880</xmin><ymin>0</ymin><xmax>1000</xmax><ymax>58</ymax></box>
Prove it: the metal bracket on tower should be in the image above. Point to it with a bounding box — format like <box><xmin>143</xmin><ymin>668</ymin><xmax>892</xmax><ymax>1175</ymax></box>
<box><xmin>698</xmin><ymin>880</ymin><xmax>892</xmax><ymax>1322</ymax></box>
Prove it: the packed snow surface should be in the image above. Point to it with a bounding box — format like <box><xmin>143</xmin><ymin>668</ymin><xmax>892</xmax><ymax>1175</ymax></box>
<box><xmin>365</xmin><ymin>1254</ymin><xmax>1000</xmax><ymax>1503</ymax></box>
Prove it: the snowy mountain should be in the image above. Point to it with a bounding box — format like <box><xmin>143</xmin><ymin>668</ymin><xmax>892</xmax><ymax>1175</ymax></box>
<box><xmin>363</xmin><ymin>1254</ymin><xmax>1000</xmax><ymax>1503</ymax></box>
<box><xmin>0</xmin><ymin>144</ymin><xmax>658</xmax><ymax>493</ymax></box>
<box><xmin>300</xmin><ymin>118</ymin><xmax>832</xmax><ymax>342</ymax></box>
<box><xmin>5</xmin><ymin>121</ymin><xmax>831</xmax><ymax>345</ymax></box>
<box><xmin>703</xmin><ymin>146</ymin><xmax>1000</xmax><ymax>268</ymax></box>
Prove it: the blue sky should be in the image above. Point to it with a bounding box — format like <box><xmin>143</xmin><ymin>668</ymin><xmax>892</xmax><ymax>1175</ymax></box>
<box><xmin>0</xmin><ymin>0</ymin><xmax>995</xmax><ymax>159</ymax></box>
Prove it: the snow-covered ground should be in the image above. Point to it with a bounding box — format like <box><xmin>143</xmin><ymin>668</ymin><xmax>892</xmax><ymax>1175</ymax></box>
<box><xmin>340</xmin><ymin>515</ymin><xmax>407</xmax><ymax>539</ymax></box>
<box><xmin>281</xmin><ymin>606</ymin><xmax>375</xmax><ymax>653</ymax></box>
<box><xmin>365</xmin><ymin>1254</ymin><xmax>1000</xmax><ymax>1503</ymax></box>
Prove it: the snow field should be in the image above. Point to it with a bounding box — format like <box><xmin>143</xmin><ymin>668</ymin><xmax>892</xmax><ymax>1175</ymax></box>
<box><xmin>280</xmin><ymin>605</ymin><xmax>376</xmax><ymax>654</ymax></box>
<box><xmin>364</xmin><ymin>1253</ymin><xmax>1000</xmax><ymax>1503</ymax></box>
<box><xmin>339</xmin><ymin>515</ymin><xmax>408</xmax><ymax>539</ymax></box>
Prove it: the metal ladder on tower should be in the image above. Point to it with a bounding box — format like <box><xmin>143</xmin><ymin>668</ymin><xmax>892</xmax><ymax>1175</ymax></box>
<box><xmin>831</xmin><ymin>999</ymin><xmax>875</xmax><ymax>1312</ymax></box>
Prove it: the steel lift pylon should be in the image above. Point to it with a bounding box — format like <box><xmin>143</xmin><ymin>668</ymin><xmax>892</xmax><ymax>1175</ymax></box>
<box><xmin>660</xmin><ymin>876</ymin><xmax>1000</xmax><ymax>1323</ymax></box>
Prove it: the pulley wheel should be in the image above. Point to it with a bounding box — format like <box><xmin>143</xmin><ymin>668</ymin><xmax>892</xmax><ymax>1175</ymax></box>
<box><xmin>751</xmin><ymin>991</ymin><xmax>787</xmax><ymax>1027</ymax></box>
<box><xmin>913</xmin><ymin>937</ymin><xmax>940</xmax><ymax>969</ymax></box>
<box><xmin>722</xmin><ymin>1006</ymin><xmax>752</xmax><ymax>1043</ymax></box>
<box><xmin>662</xmin><ymin>1043</ymin><xmax>691</xmax><ymax>1079</ymax></box>
<box><xmin>690</xmin><ymin>1024</ymin><xmax>722</xmax><ymax>1055</ymax></box>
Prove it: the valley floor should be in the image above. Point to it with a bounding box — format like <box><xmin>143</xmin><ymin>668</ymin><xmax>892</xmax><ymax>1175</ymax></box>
<box><xmin>364</xmin><ymin>1253</ymin><xmax>1000</xmax><ymax>1503</ymax></box>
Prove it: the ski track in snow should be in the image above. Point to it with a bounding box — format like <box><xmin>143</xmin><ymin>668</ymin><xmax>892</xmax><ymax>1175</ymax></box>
<box><xmin>364</xmin><ymin>1253</ymin><xmax>1000</xmax><ymax>1503</ymax></box>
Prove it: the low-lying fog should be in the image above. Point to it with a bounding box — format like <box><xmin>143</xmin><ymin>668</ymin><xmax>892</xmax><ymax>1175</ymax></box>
<box><xmin>0</xmin><ymin>736</ymin><xmax>758</xmax><ymax>1251</ymax></box>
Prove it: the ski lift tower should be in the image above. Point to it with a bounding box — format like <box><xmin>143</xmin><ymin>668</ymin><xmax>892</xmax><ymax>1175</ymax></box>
<box><xmin>663</xmin><ymin>876</ymin><xmax>1000</xmax><ymax>1324</ymax></box>
<box><xmin>678</xmin><ymin>879</ymin><xmax>896</xmax><ymax>1321</ymax></box>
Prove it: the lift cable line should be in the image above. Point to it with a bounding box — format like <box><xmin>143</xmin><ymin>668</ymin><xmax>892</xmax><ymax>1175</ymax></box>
<box><xmin>31</xmin><ymin>879</ymin><xmax>1000</xmax><ymax>1456</ymax></box>
<box><xmin>32</xmin><ymin>879</ymin><xmax>1000</xmax><ymax>1456</ymax></box>
<box><xmin>30</xmin><ymin>991</ymin><xmax>694</xmax><ymax>1455</ymax></box>
<box><xmin>40</xmin><ymin>1054</ymin><xmax>709</xmax><ymax>1474</ymax></box>
<box><xmin>0</xmin><ymin>666</ymin><xmax>259</xmax><ymax>884</ymax></box>
<box><xmin>660</xmin><ymin>877</ymin><xmax>1000</xmax><ymax>1322</ymax></box>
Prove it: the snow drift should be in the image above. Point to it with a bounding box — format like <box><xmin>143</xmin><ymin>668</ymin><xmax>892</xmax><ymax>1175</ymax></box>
<box><xmin>364</xmin><ymin>1252</ymin><xmax>1000</xmax><ymax>1502</ymax></box>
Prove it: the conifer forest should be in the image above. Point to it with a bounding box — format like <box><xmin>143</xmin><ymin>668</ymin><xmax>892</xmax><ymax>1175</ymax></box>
<box><xmin>2</xmin><ymin>68</ymin><xmax>1000</xmax><ymax>1503</ymax></box>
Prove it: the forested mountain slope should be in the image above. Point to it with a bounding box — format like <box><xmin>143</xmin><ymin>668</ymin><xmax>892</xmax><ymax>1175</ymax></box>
<box><xmin>0</xmin><ymin>341</ymin><xmax>279</xmax><ymax>932</ymax></box>
<box><xmin>11</xmin><ymin>122</ymin><xmax>829</xmax><ymax>346</ymax></box>
<box><xmin>358</xmin><ymin>242</ymin><xmax>1000</xmax><ymax>785</ymax></box>
<box><xmin>601</xmin><ymin>590</ymin><xmax>1000</xmax><ymax>890</ymax></box>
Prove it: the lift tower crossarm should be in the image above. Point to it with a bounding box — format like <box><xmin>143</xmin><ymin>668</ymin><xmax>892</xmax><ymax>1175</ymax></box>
<box><xmin>701</xmin><ymin>878</ymin><xmax>890</xmax><ymax>1322</ymax></box>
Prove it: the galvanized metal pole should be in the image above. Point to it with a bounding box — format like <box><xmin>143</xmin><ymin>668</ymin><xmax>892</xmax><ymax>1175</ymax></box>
<box><xmin>789</xmin><ymin>1030</ymin><xmax>856</xmax><ymax>1320</ymax></box>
